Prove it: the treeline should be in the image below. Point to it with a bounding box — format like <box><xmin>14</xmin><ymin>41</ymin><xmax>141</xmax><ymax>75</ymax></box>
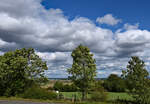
<box><xmin>103</xmin><ymin>74</ymin><xmax>126</xmax><ymax>92</ymax></box>
<box><xmin>51</xmin><ymin>74</ymin><xmax>126</xmax><ymax>92</ymax></box>
<box><xmin>51</xmin><ymin>74</ymin><xmax>131</xmax><ymax>93</ymax></box>
<box><xmin>53</xmin><ymin>81</ymin><xmax>78</xmax><ymax>92</ymax></box>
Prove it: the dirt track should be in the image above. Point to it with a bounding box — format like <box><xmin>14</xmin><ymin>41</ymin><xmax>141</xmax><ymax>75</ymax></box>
<box><xmin>0</xmin><ymin>100</ymin><xmax>64</xmax><ymax>104</ymax></box>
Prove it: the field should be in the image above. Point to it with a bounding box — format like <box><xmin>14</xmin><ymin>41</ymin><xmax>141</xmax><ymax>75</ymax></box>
<box><xmin>61</xmin><ymin>92</ymin><xmax>133</xmax><ymax>101</ymax></box>
<box><xmin>41</xmin><ymin>80</ymin><xmax>72</xmax><ymax>89</ymax></box>
<box><xmin>0</xmin><ymin>92</ymin><xmax>133</xmax><ymax>104</ymax></box>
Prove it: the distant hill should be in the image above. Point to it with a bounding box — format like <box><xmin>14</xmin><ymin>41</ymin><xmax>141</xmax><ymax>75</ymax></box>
<box><xmin>48</xmin><ymin>78</ymin><xmax>106</xmax><ymax>80</ymax></box>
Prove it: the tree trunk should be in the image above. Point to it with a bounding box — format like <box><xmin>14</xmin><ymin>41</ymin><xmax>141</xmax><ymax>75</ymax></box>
<box><xmin>82</xmin><ymin>91</ymin><xmax>87</xmax><ymax>100</ymax></box>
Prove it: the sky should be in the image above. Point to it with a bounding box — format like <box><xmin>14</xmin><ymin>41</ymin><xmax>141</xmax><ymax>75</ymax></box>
<box><xmin>0</xmin><ymin>0</ymin><xmax>150</xmax><ymax>78</ymax></box>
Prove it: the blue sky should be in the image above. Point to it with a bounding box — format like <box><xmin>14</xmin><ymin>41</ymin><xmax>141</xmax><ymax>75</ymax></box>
<box><xmin>0</xmin><ymin>0</ymin><xmax>150</xmax><ymax>78</ymax></box>
<box><xmin>42</xmin><ymin>0</ymin><xmax>150</xmax><ymax>30</ymax></box>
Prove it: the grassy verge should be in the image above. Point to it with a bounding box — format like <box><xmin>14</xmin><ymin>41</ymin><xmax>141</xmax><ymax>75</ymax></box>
<box><xmin>0</xmin><ymin>96</ymin><xmax>70</xmax><ymax>103</ymax></box>
<box><xmin>0</xmin><ymin>97</ymin><xmax>110</xmax><ymax>104</ymax></box>
<box><xmin>0</xmin><ymin>92</ymin><xmax>133</xmax><ymax>104</ymax></box>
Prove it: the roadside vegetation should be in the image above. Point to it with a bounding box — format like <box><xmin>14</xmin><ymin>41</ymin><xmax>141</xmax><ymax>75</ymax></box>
<box><xmin>0</xmin><ymin>45</ymin><xmax>150</xmax><ymax>104</ymax></box>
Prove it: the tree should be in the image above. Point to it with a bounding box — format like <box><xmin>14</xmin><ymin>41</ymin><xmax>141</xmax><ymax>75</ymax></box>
<box><xmin>67</xmin><ymin>45</ymin><xmax>96</xmax><ymax>100</ymax></box>
<box><xmin>0</xmin><ymin>48</ymin><xmax>48</xmax><ymax>96</ymax></box>
<box><xmin>122</xmin><ymin>56</ymin><xmax>150</xmax><ymax>104</ymax></box>
<box><xmin>53</xmin><ymin>81</ymin><xmax>64</xmax><ymax>91</ymax></box>
<box><xmin>103</xmin><ymin>74</ymin><xmax>126</xmax><ymax>92</ymax></box>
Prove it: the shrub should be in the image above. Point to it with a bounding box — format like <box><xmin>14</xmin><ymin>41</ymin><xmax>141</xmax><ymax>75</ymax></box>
<box><xmin>91</xmin><ymin>81</ymin><xmax>108</xmax><ymax>102</ymax></box>
<box><xmin>46</xmin><ymin>86</ymin><xmax>54</xmax><ymax>91</ymax></box>
<box><xmin>91</xmin><ymin>90</ymin><xmax>108</xmax><ymax>102</ymax></box>
<box><xmin>20</xmin><ymin>85</ymin><xmax>57</xmax><ymax>100</ymax></box>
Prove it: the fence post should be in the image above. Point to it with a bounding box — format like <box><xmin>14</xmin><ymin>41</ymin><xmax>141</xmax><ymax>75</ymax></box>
<box><xmin>72</xmin><ymin>94</ymin><xmax>74</xmax><ymax>103</ymax></box>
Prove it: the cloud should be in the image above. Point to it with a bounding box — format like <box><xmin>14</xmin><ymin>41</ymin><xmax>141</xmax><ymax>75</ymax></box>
<box><xmin>115</xmin><ymin>29</ymin><xmax>150</xmax><ymax>57</ymax></box>
<box><xmin>36</xmin><ymin>51</ymin><xmax>72</xmax><ymax>78</ymax></box>
<box><xmin>0</xmin><ymin>51</ymin><xmax>4</xmax><ymax>55</ymax></box>
<box><xmin>0</xmin><ymin>2</ymin><xmax>114</xmax><ymax>53</ymax></box>
<box><xmin>96</xmin><ymin>14</ymin><xmax>121</xmax><ymax>26</ymax></box>
<box><xmin>123</xmin><ymin>23</ymin><xmax>139</xmax><ymax>30</ymax></box>
<box><xmin>0</xmin><ymin>0</ymin><xmax>150</xmax><ymax>78</ymax></box>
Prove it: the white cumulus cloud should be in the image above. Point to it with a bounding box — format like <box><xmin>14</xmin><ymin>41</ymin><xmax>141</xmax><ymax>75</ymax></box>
<box><xmin>96</xmin><ymin>14</ymin><xmax>121</xmax><ymax>26</ymax></box>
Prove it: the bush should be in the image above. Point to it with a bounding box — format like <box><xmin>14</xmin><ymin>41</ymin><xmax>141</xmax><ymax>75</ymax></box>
<box><xmin>91</xmin><ymin>91</ymin><xmax>108</xmax><ymax>102</ymax></box>
<box><xmin>20</xmin><ymin>85</ymin><xmax>57</xmax><ymax>100</ymax></box>
<box><xmin>46</xmin><ymin>86</ymin><xmax>54</xmax><ymax>91</ymax></box>
<box><xmin>90</xmin><ymin>81</ymin><xmax>108</xmax><ymax>102</ymax></box>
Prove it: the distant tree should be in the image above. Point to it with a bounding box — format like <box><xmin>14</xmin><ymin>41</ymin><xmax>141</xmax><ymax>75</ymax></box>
<box><xmin>0</xmin><ymin>48</ymin><xmax>48</xmax><ymax>96</ymax></box>
<box><xmin>53</xmin><ymin>81</ymin><xmax>78</xmax><ymax>92</ymax></box>
<box><xmin>103</xmin><ymin>74</ymin><xmax>126</xmax><ymax>92</ymax></box>
<box><xmin>122</xmin><ymin>56</ymin><xmax>150</xmax><ymax>104</ymax></box>
<box><xmin>67</xmin><ymin>45</ymin><xmax>96</xmax><ymax>100</ymax></box>
<box><xmin>53</xmin><ymin>81</ymin><xmax>64</xmax><ymax>91</ymax></box>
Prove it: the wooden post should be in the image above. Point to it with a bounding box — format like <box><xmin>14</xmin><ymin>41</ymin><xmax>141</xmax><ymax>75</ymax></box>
<box><xmin>72</xmin><ymin>94</ymin><xmax>74</xmax><ymax>103</ymax></box>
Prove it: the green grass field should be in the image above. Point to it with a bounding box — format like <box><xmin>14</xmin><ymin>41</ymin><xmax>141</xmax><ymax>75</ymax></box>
<box><xmin>0</xmin><ymin>92</ymin><xmax>133</xmax><ymax>104</ymax></box>
<box><xmin>108</xmin><ymin>92</ymin><xmax>132</xmax><ymax>101</ymax></box>
<box><xmin>61</xmin><ymin>92</ymin><xmax>133</xmax><ymax>101</ymax></box>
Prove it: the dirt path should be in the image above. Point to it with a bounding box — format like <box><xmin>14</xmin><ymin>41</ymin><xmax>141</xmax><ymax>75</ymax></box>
<box><xmin>0</xmin><ymin>100</ymin><xmax>64</xmax><ymax>104</ymax></box>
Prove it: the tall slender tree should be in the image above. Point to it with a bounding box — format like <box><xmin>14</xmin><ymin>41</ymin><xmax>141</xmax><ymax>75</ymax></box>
<box><xmin>122</xmin><ymin>56</ymin><xmax>150</xmax><ymax>104</ymax></box>
<box><xmin>67</xmin><ymin>45</ymin><xmax>96</xmax><ymax>100</ymax></box>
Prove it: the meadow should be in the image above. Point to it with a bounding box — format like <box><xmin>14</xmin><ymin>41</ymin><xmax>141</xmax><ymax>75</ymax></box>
<box><xmin>0</xmin><ymin>92</ymin><xmax>132</xmax><ymax>104</ymax></box>
<box><xmin>61</xmin><ymin>92</ymin><xmax>133</xmax><ymax>101</ymax></box>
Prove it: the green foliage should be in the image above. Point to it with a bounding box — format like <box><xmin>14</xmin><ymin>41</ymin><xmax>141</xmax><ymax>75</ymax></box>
<box><xmin>67</xmin><ymin>45</ymin><xmax>97</xmax><ymax>100</ymax></box>
<box><xmin>53</xmin><ymin>81</ymin><xmax>64</xmax><ymax>91</ymax></box>
<box><xmin>62</xmin><ymin>84</ymin><xmax>77</xmax><ymax>92</ymax></box>
<box><xmin>91</xmin><ymin>91</ymin><xmax>108</xmax><ymax>102</ymax></box>
<box><xmin>53</xmin><ymin>81</ymin><xmax>78</xmax><ymax>92</ymax></box>
<box><xmin>20</xmin><ymin>85</ymin><xmax>57</xmax><ymax>100</ymax></box>
<box><xmin>103</xmin><ymin>74</ymin><xmax>126</xmax><ymax>92</ymax></box>
<box><xmin>46</xmin><ymin>86</ymin><xmax>54</xmax><ymax>91</ymax></box>
<box><xmin>0</xmin><ymin>48</ymin><xmax>48</xmax><ymax>96</ymax></box>
<box><xmin>91</xmin><ymin>81</ymin><xmax>108</xmax><ymax>102</ymax></box>
<box><xmin>122</xmin><ymin>56</ymin><xmax>150</xmax><ymax>104</ymax></box>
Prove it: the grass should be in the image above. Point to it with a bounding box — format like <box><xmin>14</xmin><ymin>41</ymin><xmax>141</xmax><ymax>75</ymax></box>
<box><xmin>108</xmin><ymin>92</ymin><xmax>133</xmax><ymax>101</ymax></box>
<box><xmin>76</xmin><ymin>102</ymin><xmax>109</xmax><ymax>104</ymax></box>
<box><xmin>61</xmin><ymin>92</ymin><xmax>133</xmax><ymax>101</ymax></box>
<box><xmin>61</xmin><ymin>92</ymin><xmax>82</xmax><ymax>99</ymax></box>
<box><xmin>0</xmin><ymin>96</ymin><xmax>71</xmax><ymax>103</ymax></box>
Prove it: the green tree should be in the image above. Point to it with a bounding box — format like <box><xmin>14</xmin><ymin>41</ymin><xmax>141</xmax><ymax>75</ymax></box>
<box><xmin>67</xmin><ymin>45</ymin><xmax>96</xmax><ymax>100</ymax></box>
<box><xmin>103</xmin><ymin>74</ymin><xmax>126</xmax><ymax>92</ymax></box>
<box><xmin>122</xmin><ymin>56</ymin><xmax>150</xmax><ymax>104</ymax></box>
<box><xmin>0</xmin><ymin>48</ymin><xmax>48</xmax><ymax>96</ymax></box>
<box><xmin>53</xmin><ymin>81</ymin><xmax>64</xmax><ymax>91</ymax></box>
